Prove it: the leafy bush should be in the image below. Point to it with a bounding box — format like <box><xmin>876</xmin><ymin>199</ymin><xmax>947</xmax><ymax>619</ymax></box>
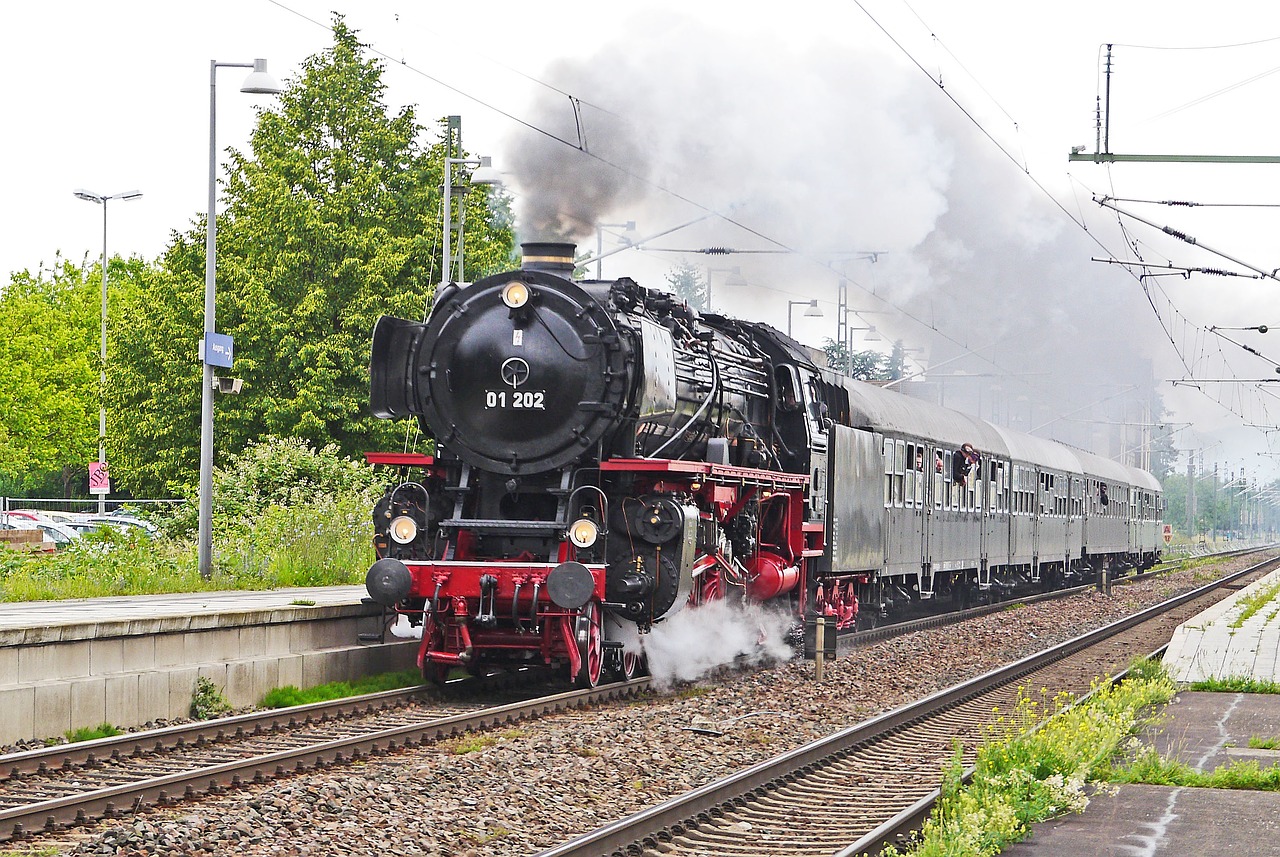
<box><xmin>167</xmin><ymin>436</ymin><xmax>381</xmax><ymax>538</ymax></box>
<box><xmin>191</xmin><ymin>676</ymin><xmax>234</xmax><ymax>720</ymax></box>
<box><xmin>0</xmin><ymin>436</ymin><xmax>382</xmax><ymax>600</ymax></box>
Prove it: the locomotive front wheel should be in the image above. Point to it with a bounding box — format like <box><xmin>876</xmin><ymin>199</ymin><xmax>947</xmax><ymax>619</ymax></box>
<box><xmin>574</xmin><ymin>601</ymin><xmax>604</xmax><ymax>689</ymax></box>
<box><xmin>617</xmin><ymin>649</ymin><xmax>643</xmax><ymax>681</ymax></box>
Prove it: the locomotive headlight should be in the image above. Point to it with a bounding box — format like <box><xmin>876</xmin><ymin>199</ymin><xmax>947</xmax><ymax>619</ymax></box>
<box><xmin>389</xmin><ymin>515</ymin><xmax>419</xmax><ymax>545</ymax></box>
<box><xmin>501</xmin><ymin>281</ymin><xmax>531</xmax><ymax>309</ymax></box>
<box><xmin>568</xmin><ymin>518</ymin><xmax>599</xmax><ymax>549</ymax></box>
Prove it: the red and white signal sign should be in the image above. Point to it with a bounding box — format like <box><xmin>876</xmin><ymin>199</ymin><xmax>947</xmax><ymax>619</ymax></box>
<box><xmin>1162</xmin><ymin>523</ymin><xmax>1173</xmax><ymax>545</ymax></box>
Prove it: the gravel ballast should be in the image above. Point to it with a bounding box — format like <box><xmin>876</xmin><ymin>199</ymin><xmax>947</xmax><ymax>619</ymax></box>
<box><xmin>41</xmin><ymin>554</ymin><xmax>1271</xmax><ymax>856</ymax></box>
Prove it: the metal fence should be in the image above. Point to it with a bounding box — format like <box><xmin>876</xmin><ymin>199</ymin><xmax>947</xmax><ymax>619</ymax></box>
<box><xmin>1</xmin><ymin>497</ymin><xmax>185</xmax><ymax>520</ymax></box>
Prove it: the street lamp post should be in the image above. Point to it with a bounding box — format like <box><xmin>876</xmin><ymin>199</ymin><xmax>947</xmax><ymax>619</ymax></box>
<box><xmin>786</xmin><ymin>299</ymin><xmax>823</xmax><ymax>338</ymax></box>
<box><xmin>439</xmin><ymin>115</ymin><xmax>501</xmax><ymax>286</ymax></box>
<box><xmin>593</xmin><ymin>221</ymin><xmax>637</xmax><ymax>279</ymax></box>
<box><xmin>705</xmin><ymin>266</ymin><xmax>746</xmax><ymax>313</ymax></box>
<box><xmin>441</xmin><ymin>154</ymin><xmax>499</xmax><ymax>284</ymax></box>
<box><xmin>73</xmin><ymin>188</ymin><xmax>142</xmax><ymax>513</ymax></box>
<box><xmin>198</xmin><ymin>59</ymin><xmax>283</xmax><ymax>579</ymax></box>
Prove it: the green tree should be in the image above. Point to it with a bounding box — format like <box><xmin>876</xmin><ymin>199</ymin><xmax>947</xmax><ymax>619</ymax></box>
<box><xmin>887</xmin><ymin>339</ymin><xmax>908</xmax><ymax>381</ymax></box>
<box><xmin>109</xmin><ymin>17</ymin><xmax>514</xmax><ymax>495</ymax></box>
<box><xmin>665</xmin><ymin>260</ymin><xmax>708</xmax><ymax>310</ymax></box>
<box><xmin>823</xmin><ymin>338</ymin><xmax>890</xmax><ymax>380</ymax></box>
<box><xmin>0</xmin><ymin>257</ymin><xmax>150</xmax><ymax>496</ymax></box>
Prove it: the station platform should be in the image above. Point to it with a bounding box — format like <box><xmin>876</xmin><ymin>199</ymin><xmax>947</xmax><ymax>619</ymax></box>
<box><xmin>0</xmin><ymin>585</ymin><xmax>372</xmax><ymax>645</ymax></box>
<box><xmin>1005</xmin><ymin>692</ymin><xmax>1280</xmax><ymax>855</ymax></box>
<box><xmin>0</xmin><ymin>587</ymin><xmax>415</xmax><ymax>745</ymax></box>
<box><xmin>1007</xmin><ymin>568</ymin><xmax>1280</xmax><ymax>855</ymax></box>
<box><xmin>1162</xmin><ymin>566</ymin><xmax>1280</xmax><ymax>683</ymax></box>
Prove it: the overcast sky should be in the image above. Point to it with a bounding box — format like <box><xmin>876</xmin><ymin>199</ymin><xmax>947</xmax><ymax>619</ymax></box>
<box><xmin>6</xmin><ymin>1</ymin><xmax>1280</xmax><ymax>481</ymax></box>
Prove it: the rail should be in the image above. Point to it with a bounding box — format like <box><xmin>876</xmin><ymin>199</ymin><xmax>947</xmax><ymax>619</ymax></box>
<box><xmin>533</xmin><ymin>554</ymin><xmax>1277</xmax><ymax>857</ymax></box>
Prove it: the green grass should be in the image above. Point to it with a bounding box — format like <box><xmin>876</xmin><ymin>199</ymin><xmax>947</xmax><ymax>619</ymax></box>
<box><xmin>0</xmin><ymin>497</ymin><xmax>369</xmax><ymax>602</ymax></box>
<box><xmin>1249</xmin><ymin>736</ymin><xmax>1280</xmax><ymax>750</ymax></box>
<box><xmin>259</xmin><ymin>668</ymin><xmax>424</xmax><ymax>708</ymax></box>
<box><xmin>1114</xmin><ymin>747</ymin><xmax>1280</xmax><ymax>790</ymax></box>
<box><xmin>441</xmin><ymin>734</ymin><xmax>501</xmax><ymax>755</ymax></box>
<box><xmin>1188</xmin><ymin>676</ymin><xmax>1280</xmax><ymax>694</ymax></box>
<box><xmin>65</xmin><ymin>722</ymin><xmax>122</xmax><ymax>743</ymax></box>
<box><xmin>1228</xmin><ymin>581</ymin><xmax>1280</xmax><ymax>630</ymax></box>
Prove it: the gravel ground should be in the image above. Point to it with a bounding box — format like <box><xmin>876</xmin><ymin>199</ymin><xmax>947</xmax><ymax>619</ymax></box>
<box><xmin>31</xmin><ymin>553</ymin><xmax>1272</xmax><ymax>857</ymax></box>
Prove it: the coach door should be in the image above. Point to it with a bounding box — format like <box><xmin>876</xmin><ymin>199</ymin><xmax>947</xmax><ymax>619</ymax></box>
<box><xmin>1065</xmin><ymin>477</ymin><xmax>1079</xmax><ymax>564</ymax></box>
<box><xmin>983</xmin><ymin>460</ymin><xmax>1003</xmax><ymax>588</ymax></box>
<box><xmin>907</xmin><ymin>441</ymin><xmax>930</xmax><ymax>595</ymax></box>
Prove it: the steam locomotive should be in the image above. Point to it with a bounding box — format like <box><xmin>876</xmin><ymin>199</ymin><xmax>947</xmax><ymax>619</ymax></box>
<box><xmin>363</xmin><ymin>242</ymin><xmax>1164</xmax><ymax>687</ymax></box>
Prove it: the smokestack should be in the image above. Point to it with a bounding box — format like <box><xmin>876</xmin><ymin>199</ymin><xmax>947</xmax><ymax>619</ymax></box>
<box><xmin>521</xmin><ymin>242</ymin><xmax>577</xmax><ymax>274</ymax></box>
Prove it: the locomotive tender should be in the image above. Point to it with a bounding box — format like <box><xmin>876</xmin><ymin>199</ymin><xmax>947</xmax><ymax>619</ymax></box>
<box><xmin>364</xmin><ymin>242</ymin><xmax>1163</xmax><ymax>686</ymax></box>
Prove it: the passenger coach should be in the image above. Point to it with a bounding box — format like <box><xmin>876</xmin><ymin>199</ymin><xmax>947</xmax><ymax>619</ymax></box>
<box><xmin>778</xmin><ymin>355</ymin><xmax>1165</xmax><ymax>623</ymax></box>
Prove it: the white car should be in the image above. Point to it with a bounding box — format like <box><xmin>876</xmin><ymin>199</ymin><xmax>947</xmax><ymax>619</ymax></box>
<box><xmin>31</xmin><ymin>519</ymin><xmax>81</xmax><ymax>548</ymax></box>
<box><xmin>76</xmin><ymin>515</ymin><xmax>160</xmax><ymax>538</ymax></box>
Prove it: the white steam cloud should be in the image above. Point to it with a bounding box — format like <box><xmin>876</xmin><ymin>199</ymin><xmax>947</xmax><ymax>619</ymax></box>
<box><xmin>624</xmin><ymin>600</ymin><xmax>796</xmax><ymax>690</ymax></box>
<box><xmin>502</xmin><ymin>13</ymin><xmax>1166</xmax><ymax>459</ymax></box>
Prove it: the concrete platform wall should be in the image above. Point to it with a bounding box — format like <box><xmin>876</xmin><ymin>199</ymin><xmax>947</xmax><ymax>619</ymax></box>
<box><xmin>0</xmin><ymin>604</ymin><xmax>417</xmax><ymax>745</ymax></box>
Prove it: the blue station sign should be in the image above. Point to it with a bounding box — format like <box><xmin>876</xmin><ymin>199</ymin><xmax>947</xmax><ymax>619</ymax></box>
<box><xmin>203</xmin><ymin>332</ymin><xmax>235</xmax><ymax>368</ymax></box>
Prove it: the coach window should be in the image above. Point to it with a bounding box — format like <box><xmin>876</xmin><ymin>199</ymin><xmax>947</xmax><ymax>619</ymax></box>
<box><xmin>883</xmin><ymin>438</ymin><xmax>893</xmax><ymax>507</ymax></box>
<box><xmin>904</xmin><ymin>443</ymin><xmax>917</xmax><ymax>507</ymax></box>
<box><xmin>934</xmin><ymin>448</ymin><xmax>944</xmax><ymax>509</ymax></box>
<box><xmin>943</xmin><ymin>451</ymin><xmax>953</xmax><ymax>510</ymax></box>
<box><xmin>914</xmin><ymin>444</ymin><xmax>925</xmax><ymax>508</ymax></box>
<box><xmin>894</xmin><ymin>440</ymin><xmax>906</xmax><ymax>507</ymax></box>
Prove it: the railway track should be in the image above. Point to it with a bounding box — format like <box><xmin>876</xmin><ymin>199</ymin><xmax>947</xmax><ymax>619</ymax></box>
<box><xmin>533</xmin><ymin>553</ymin><xmax>1279</xmax><ymax>857</ymax></box>
<box><xmin>0</xmin><ymin>677</ymin><xmax>645</xmax><ymax>844</ymax></box>
<box><xmin>1</xmin><ymin>547</ymin><xmax>1265</xmax><ymax>848</ymax></box>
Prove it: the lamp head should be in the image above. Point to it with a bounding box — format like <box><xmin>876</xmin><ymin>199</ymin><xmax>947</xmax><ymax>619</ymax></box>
<box><xmin>469</xmin><ymin>156</ymin><xmax>503</xmax><ymax>186</ymax></box>
<box><xmin>240</xmin><ymin>59</ymin><xmax>284</xmax><ymax>95</ymax></box>
<box><xmin>803</xmin><ymin>299</ymin><xmax>823</xmax><ymax>318</ymax></box>
<box><xmin>73</xmin><ymin>189</ymin><xmax>103</xmax><ymax>204</ymax></box>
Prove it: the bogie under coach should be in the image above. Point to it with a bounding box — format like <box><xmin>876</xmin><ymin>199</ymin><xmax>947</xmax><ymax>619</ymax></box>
<box><xmin>363</xmin><ymin>242</ymin><xmax>1162</xmax><ymax>686</ymax></box>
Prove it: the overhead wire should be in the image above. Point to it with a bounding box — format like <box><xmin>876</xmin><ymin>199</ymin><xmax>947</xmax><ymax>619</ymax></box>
<box><xmin>270</xmin><ymin>0</ymin><xmax>1269</xmax><ymax>448</ymax></box>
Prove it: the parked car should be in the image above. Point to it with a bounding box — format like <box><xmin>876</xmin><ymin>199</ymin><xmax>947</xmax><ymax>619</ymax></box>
<box><xmin>14</xmin><ymin>509</ymin><xmax>83</xmax><ymax>524</ymax></box>
<box><xmin>79</xmin><ymin>515</ymin><xmax>159</xmax><ymax>538</ymax></box>
<box><xmin>29</xmin><ymin>519</ymin><xmax>81</xmax><ymax>548</ymax></box>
